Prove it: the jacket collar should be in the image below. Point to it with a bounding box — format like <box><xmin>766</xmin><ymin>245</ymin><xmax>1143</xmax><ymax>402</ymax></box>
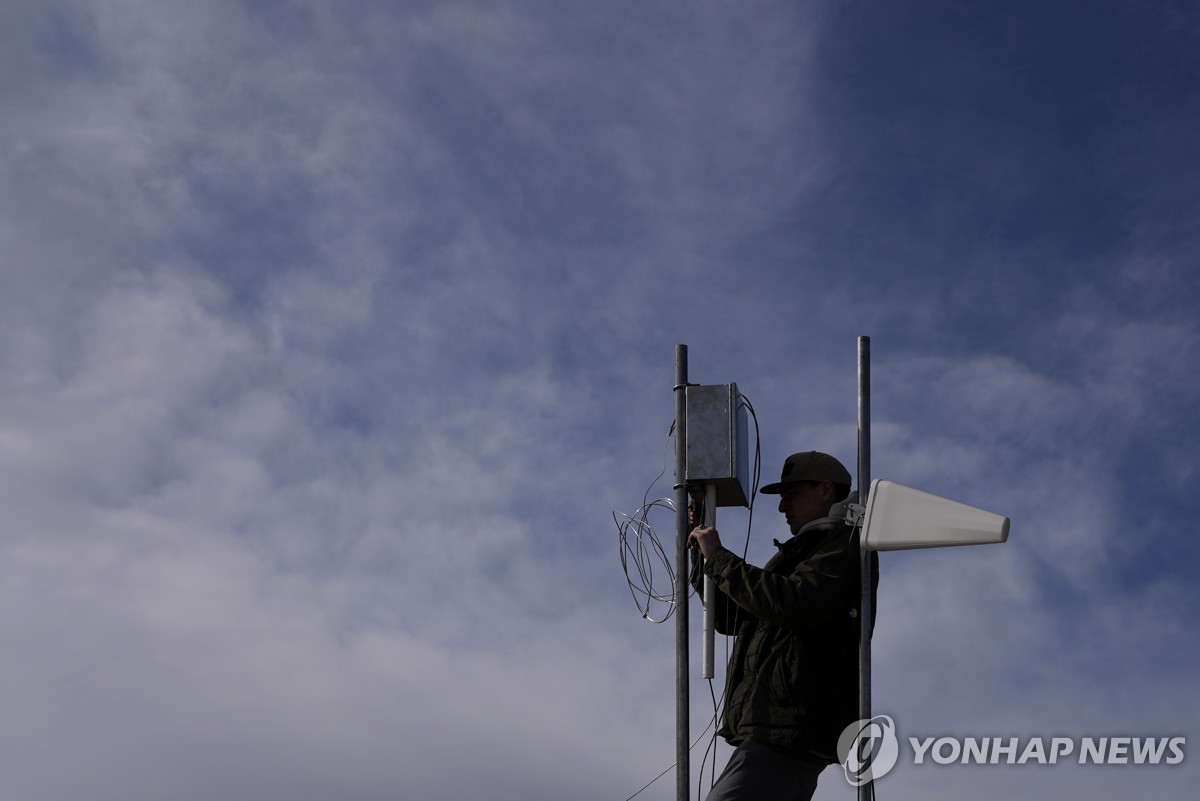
<box><xmin>774</xmin><ymin>515</ymin><xmax>843</xmax><ymax>551</ymax></box>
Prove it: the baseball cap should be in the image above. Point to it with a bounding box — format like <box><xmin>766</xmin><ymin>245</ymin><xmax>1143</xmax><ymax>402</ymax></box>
<box><xmin>759</xmin><ymin>451</ymin><xmax>852</xmax><ymax>494</ymax></box>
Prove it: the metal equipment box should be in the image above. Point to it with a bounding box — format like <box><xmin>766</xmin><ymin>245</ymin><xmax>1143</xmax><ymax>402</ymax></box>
<box><xmin>685</xmin><ymin>383</ymin><xmax>750</xmax><ymax>507</ymax></box>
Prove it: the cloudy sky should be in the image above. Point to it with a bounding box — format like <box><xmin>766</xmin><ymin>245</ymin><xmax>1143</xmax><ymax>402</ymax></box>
<box><xmin>3</xmin><ymin>1</ymin><xmax>1198</xmax><ymax>799</ymax></box>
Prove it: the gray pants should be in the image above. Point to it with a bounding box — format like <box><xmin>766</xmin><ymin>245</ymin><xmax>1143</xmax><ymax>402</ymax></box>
<box><xmin>704</xmin><ymin>740</ymin><xmax>824</xmax><ymax>801</ymax></box>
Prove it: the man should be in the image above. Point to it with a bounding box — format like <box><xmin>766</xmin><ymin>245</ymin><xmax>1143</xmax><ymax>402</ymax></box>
<box><xmin>688</xmin><ymin>451</ymin><xmax>876</xmax><ymax>801</ymax></box>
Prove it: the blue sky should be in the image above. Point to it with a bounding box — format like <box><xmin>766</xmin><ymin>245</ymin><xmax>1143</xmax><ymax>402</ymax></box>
<box><xmin>2</xmin><ymin>1</ymin><xmax>1198</xmax><ymax>799</ymax></box>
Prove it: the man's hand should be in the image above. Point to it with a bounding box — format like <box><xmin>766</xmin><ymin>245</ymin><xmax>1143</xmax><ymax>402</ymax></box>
<box><xmin>688</xmin><ymin>526</ymin><xmax>722</xmax><ymax>559</ymax></box>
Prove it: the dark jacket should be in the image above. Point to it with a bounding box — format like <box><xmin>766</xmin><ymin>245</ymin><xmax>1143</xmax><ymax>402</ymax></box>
<box><xmin>696</xmin><ymin>517</ymin><xmax>877</xmax><ymax>763</ymax></box>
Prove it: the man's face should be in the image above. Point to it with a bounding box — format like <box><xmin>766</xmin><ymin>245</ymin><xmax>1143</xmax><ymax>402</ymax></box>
<box><xmin>778</xmin><ymin>481</ymin><xmax>833</xmax><ymax>534</ymax></box>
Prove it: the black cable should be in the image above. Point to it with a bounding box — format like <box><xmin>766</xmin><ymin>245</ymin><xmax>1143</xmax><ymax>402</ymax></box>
<box><xmin>737</xmin><ymin>394</ymin><xmax>762</xmax><ymax>561</ymax></box>
<box><xmin>697</xmin><ymin>678</ymin><xmax>721</xmax><ymax>799</ymax></box>
<box><xmin>622</xmin><ymin>711</ymin><xmax>719</xmax><ymax>801</ymax></box>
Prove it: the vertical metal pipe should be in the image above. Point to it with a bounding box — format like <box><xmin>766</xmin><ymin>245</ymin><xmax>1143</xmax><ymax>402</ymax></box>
<box><xmin>702</xmin><ymin>484</ymin><xmax>716</xmax><ymax>679</ymax></box>
<box><xmin>673</xmin><ymin>345</ymin><xmax>690</xmax><ymax>801</ymax></box>
<box><xmin>857</xmin><ymin>336</ymin><xmax>873</xmax><ymax>801</ymax></box>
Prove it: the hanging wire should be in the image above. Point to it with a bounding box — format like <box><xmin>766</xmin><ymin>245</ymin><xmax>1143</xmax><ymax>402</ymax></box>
<box><xmin>622</xmin><ymin>708</ymin><xmax>719</xmax><ymax>801</ymax></box>
<box><xmin>614</xmin><ymin>423</ymin><xmax>693</xmax><ymax>623</ymax></box>
<box><xmin>736</xmin><ymin>394</ymin><xmax>763</xmax><ymax>559</ymax></box>
<box><xmin>614</xmin><ymin>497</ymin><xmax>680</xmax><ymax>622</ymax></box>
<box><xmin>697</xmin><ymin>677</ymin><xmax>724</xmax><ymax>799</ymax></box>
<box><xmin>617</xmin><ymin>393</ymin><xmax>768</xmax><ymax>799</ymax></box>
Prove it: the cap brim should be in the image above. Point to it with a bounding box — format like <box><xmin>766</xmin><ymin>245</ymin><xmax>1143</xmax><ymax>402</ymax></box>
<box><xmin>759</xmin><ymin>482</ymin><xmax>788</xmax><ymax>495</ymax></box>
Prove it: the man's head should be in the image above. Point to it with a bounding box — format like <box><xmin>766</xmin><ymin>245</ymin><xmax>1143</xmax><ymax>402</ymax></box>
<box><xmin>760</xmin><ymin>451</ymin><xmax>852</xmax><ymax>534</ymax></box>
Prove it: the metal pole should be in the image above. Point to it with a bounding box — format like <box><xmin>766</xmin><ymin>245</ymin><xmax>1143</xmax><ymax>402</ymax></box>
<box><xmin>702</xmin><ymin>484</ymin><xmax>716</xmax><ymax>679</ymax></box>
<box><xmin>857</xmin><ymin>336</ymin><xmax>873</xmax><ymax>801</ymax></box>
<box><xmin>673</xmin><ymin>345</ymin><xmax>690</xmax><ymax>801</ymax></box>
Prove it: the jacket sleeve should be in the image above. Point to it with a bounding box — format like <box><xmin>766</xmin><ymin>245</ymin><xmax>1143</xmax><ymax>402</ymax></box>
<box><xmin>701</xmin><ymin>528</ymin><xmax>857</xmax><ymax>632</ymax></box>
<box><xmin>690</xmin><ymin>551</ymin><xmax>748</xmax><ymax>635</ymax></box>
